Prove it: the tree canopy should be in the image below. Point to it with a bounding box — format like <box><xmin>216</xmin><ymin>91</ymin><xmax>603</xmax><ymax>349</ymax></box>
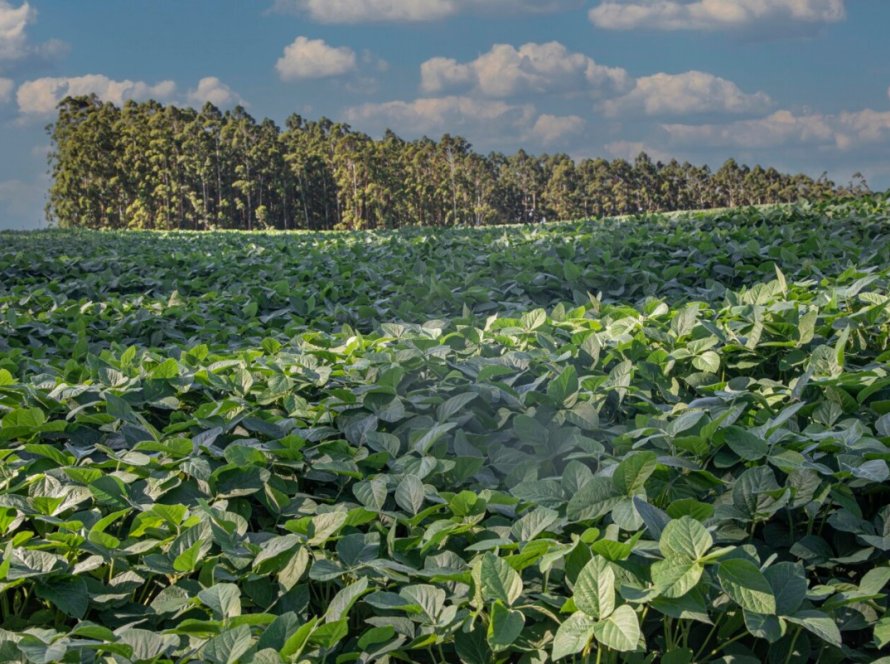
<box><xmin>46</xmin><ymin>95</ymin><xmax>866</xmax><ymax>230</ymax></box>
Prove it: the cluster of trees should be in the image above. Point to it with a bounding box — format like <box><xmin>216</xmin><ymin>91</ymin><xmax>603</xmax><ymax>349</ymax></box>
<box><xmin>46</xmin><ymin>95</ymin><xmax>868</xmax><ymax>230</ymax></box>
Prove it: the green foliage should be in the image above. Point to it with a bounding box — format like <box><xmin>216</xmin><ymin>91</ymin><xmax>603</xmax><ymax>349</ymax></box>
<box><xmin>0</xmin><ymin>198</ymin><xmax>889</xmax><ymax>662</ymax></box>
<box><xmin>45</xmin><ymin>96</ymin><xmax>858</xmax><ymax>232</ymax></box>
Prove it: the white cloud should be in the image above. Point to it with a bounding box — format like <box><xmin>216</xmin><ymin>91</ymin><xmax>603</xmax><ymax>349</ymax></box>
<box><xmin>600</xmin><ymin>71</ymin><xmax>772</xmax><ymax>117</ymax></box>
<box><xmin>0</xmin><ymin>0</ymin><xmax>31</xmax><ymax>61</ymax></box>
<box><xmin>530</xmin><ymin>114</ymin><xmax>585</xmax><ymax>144</ymax></box>
<box><xmin>0</xmin><ymin>1</ymin><xmax>65</xmax><ymax>67</ymax></box>
<box><xmin>660</xmin><ymin>108</ymin><xmax>890</xmax><ymax>151</ymax></box>
<box><xmin>344</xmin><ymin>96</ymin><xmax>585</xmax><ymax>148</ymax></box>
<box><xmin>344</xmin><ymin>95</ymin><xmax>536</xmax><ymax>137</ymax></box>
<box><xmin>277</xmin><ymin>0</ymin><xmax>454</xmax><ymax>22</ymax></box>
<box><xmin>273</xmin><ymin>0</ymin><xmax>581</xmax><ymax>23</ymax></box>
<box><xmin>421</xmin><ymin>58</ymin><xmax>473</xmax><ymax>94</ymax></box>
<box><xmin>0</xmin><ymin>76</ymin><xmax>12</xmax><ymax>102</ymax></box>
<box><xmin>187</xmin><ymin>77</ymin><xmax>244</xmax><ymax>107</ymax></box>
<box><xmin>605</xmin><ymin>140</ymin><xmax>672</xmax><ymax>163</ymax></box>
<box><xmin>16</xmin><ymin>75</ymin><xmax>177</xmax><ymax>115</ymax></box>
<box><xmin>276</xmin><ymin>36</ymin><xmax>357</xmax><ymax>80</ymax></box>
<box><xmin>420</xmin><ymin>42</ymin><xmax>628</xmax><ymax>98</ymax></box>
<box><xmin>835</xmin><ymin>109</ymin><xmax>890</xmax><ymax>150</ymax></box>
<box><xmin>589</xmin><ymin>0</ymin><xmax>846</xmax><ymax>31</ymax></box>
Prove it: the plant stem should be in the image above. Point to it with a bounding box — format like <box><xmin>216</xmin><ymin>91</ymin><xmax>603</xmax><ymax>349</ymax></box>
<box><xmin>784</xmin><ymin>627</ymin><xmax>801</xmax><ymax>664</ymax></box>
<box><xmin>709</xmin><ymin>630</ymin><xmax>747</xmax><ymax>657</ymax></box>
<box><xmin>693</xmin><ymin>614</ymin><xmax>722</xmax><ymax>661</ymax></box>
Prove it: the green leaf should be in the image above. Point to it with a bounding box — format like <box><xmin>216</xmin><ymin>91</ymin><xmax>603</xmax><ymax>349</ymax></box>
<box><xmin>0</xmin><ymin>407</ymin><xmax>47</xmax><ymax>440</ymax></box>
<box><xmin>744</xmin><ymin>611</ymin><xmax>784</xmax><ymax>643</ymax></box>
<box><xmin>455</xmin><ymin>627</ymin><xmax>491</xmax><ymax>664</ymax></box>
<box><xmin>395</xmin><ymin>475</ymin><xmax>425</xmax><ymax>515</ymax></box>
<box><xmin>661</xmin><ymin>648</ymin><xmax>694</xmax><ymax>664</ymax></box>
<box><xmin>552</xmin><ymin>612</ymin><xmax>597</xmax><ymax>661</ymax></box>
<box><xmin>651</xmin><ymin>559</ymin><xmax>704</xmax><ymax>599</ymax></box>
<box><xmin>567</xmin><ymin>477</ymin><xmax>621</xmax><ymax>522</ymax></box>
<box><xmin>764</xmin><ymin>562</ymin><xmax>807</xmax><ymax>616</ymax></box>
<box><xmin>280</xmin><ymin>617</ymin><xmax>318</xmax><ymax>658</ymax></box>
<box><xmin>592</xmin><ymin>604</ymin><xmax>641</xmax><ymax>652</ymax></box>
<box><xmin>308</xmin><ymin>511</ymin><xmax>347</xmax><ymax>544</ymax></box>
<box><xmin>512</xmin><ymin>506</ymin><xmax>559</xmax><ymax>542</ymax></box>
<box><xmin>718</xmin><ymin>558</ymin><xmax>777</xmax><ymax>615</ymax></box>
<box><xmin>198</xmin><ymin>583</ymin><xmax>242</xmax><ymax>620</ymax></box>
<box><xmin>117</xmin><ymin>628</ymin><xmax>178</xmax><ymax>662</ymax></box>
<box><xmin>35</xmin><ymin>576</ymin><xmax>88</xmax><ymax>619</ymax></box>
<box><xmin>723</xmin><ymin>426</ymin><xmax>769</xmax><ymax>461</ymax></box>
<box><xmin>150</xmin><ymin>358</ymin><xmax>180</xmax><ymax>379</ymax></box>
<box><xmin>174</xmin><ymin>539</ymin><xmax>203</xmax><ymax>573</ymax></box>
<box><xmin>353</xmin><ymin>477</ymin><xmax>387</xmax><ymax>511</ymax></box>
<box><xmin>437</xmin><ymin>392</ymin><xmax>478</xmax><ymax>422</ymax></box>
<box><xmin>659</xmin><ymin>516</ymin><xmax>713</xmax><ymax>562</ymax></box>
<box><xmin>548</xmin><ymin>366</ymin><xmax>579</xmax><ymax>405</ymax></box>
<box><xmin>203</xmin><ymin>625</ymin><xmax>253</xmax><ymax>664</ymax></box>
<box><xmin>612</xmin><ymin>451</ymin><xmax>658</xmax><ymax>496</ymax></box>
<box><xmin>875</xmin><ymin>616</ymin><xmax>890</xmax><ymax>649</ymax></box>
<box><xmin>521</xmin><ymin>309</ymin><xmax>547</xmax><ymax>331</ymax></box>
<box><xmin>325</xmin><ymin>577</ymin><xmax>369</xmax><ymax>622</ymax></box>
<box><xmin>785</xmin><ymin>610</ymin><xmax>842</xmax><ymax>647</ymax></box>
<box><xmin>692</xmin><ymin>351</ymin><xmax>720</xmax><ymax>373</ymax></box>
<box><xmin>479</xmin><ymin>552</ymin><xmax>523</xmax><ymax>606</ymax></box>
<box><xmin>573</xmin><ymin>556</ymin><xmax>615</xmax><ymax>619</ymax></box>
<box><xmin>859</xmin><ymin>566</ymin><xmax>890</xmax><ymax>595</ymax></box>
<box><xmin>487</xmin><ymin>601</ymin><xmax>525</xmax><ymax>652</ymax></box>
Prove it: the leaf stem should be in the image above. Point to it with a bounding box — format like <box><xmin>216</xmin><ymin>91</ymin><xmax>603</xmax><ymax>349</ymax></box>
<box><xmin>783</xmin><ymin>627</ymin><xmax>801</xmax><ymax>664</ymax></box>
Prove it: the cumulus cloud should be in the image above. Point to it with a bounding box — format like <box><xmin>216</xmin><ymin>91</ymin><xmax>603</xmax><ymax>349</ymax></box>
<box><xmin>420</xmin><ymin>42</ymin><xmax>628</xmax><ymax>98</ymax></box>
<box><xmin>0</xmin><ymin>0</ymin><xmax>31</xmax><ymax>61</ymax></box>
<box><xmin>530</xmin><ymin>114</ymin><xmax>585</xmax><ymax>144</ymax></box>
<box><xmin>276</xmin><ymin>36</ymin><xmax>357</xmax><ymax>80</ymax></box>
<box><xmin>600</xmin><ymin>71</ymin><xmax>772</xmax><ymax>117</ymax></box>
<box><xmin>0</xmin><ymin>76</ymin><xmax>12</xmax><ymax>102</ymax></box>
<box><xmin>344</xmin><ymin>96</ymin><xmax>584</xmax><ymax>148</ymax></box>
<box><xmin>589</xmin><ymin>0</ymin><xmax>846</xmax><ymax>31</ymax></box>
<box><xmin>605</xmin><ymin>140</ymin><xmax>672</xmax><ymax>163</ymax></box>
<box><xmin>16</xmin><ymin>75</ymin><xmax>177</xmax><ymax>115</ymax></box>
<box><xmin>660</xmin><ymin>108</ymin><xmax>890</xmax><ymax>151</ymax></box>
<box><xmin>272</xmin><ymin>0</ymin><xmax>581</xmax><ymax>23</ymax></box>
<box><xmin>187</xmin><ymin>77</ymin><xmax>244</xmax><ymax>107</ymax></box>
<box><xmin>344</xmin><ymin>95</ymin><xmax>536</xmax><ymax>137</ymax></box>
<box><xmin>0</xmin><ymin>1</ymin><xmax>65</xmax><ymax>67</ymax></box>
<box><xmin>834</xmin><ymin>109</ymin><xmax>890</xmax><ymax>150</ymax></box>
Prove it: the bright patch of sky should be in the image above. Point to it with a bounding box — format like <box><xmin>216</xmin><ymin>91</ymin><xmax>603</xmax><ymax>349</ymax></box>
<box><xmin>1</xmin><ymin>0</ymin><xmax>888</xmax><ymax>228</ymax></box>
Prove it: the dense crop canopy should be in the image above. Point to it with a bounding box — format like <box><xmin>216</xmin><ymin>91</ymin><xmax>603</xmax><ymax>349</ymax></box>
<box><xmin>0</xmin><ymin>197</ymin><xmax>889</xmax><ymax>663</ymax></box>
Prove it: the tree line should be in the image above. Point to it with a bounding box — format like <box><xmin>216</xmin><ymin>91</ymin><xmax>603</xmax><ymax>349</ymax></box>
<box><xmin>45</xmin><ymin>95</ymin><xmax>869</xmax><ymax>230</ymax></box>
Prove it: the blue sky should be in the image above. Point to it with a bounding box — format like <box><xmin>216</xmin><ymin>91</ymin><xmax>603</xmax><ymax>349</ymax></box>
<box><xmin>1</xmin><ymin>0</ymin><xmax>889</xmax><ymax>229</ymax></box>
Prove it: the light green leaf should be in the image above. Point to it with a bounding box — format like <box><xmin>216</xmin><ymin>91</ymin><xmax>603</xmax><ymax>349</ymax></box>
<box><xmin>785</xmin><ymin>610</ymin><xmax>842</xmax><ymax>647</ymax></box>
<box><xmin>552</xmin><ymin>612</ymin><xmax>597</xmax><ymax>661</ymax></box>
<box><xmin>198</xmin><ymin>583</ymin><xmax>242</xmax><ymax>620</ymax></box>
<box><xmin>659</xmin><ymin>516</ymin><xmax>713</xmax><ymax>562</ymax></box>
<box><xmin>612</xmin><ymin>452</ymin><xmax>658</xmax><ymax>496</ymax></box>
<box><xmin>203</xmin><ymin>625</ymin><xmax>253</xmax><ymax>664</ymax></box>
<box><xmin>395</xmin><ymin>475</ymin><xmax>425</xmax><ymax>515</ymax></box>
<box><xmin>574</xmin><ymin>555</ymin><xmax>615</xmax><ymax>619</ymax></box>
<box><xmin>479</xmin><ymin>552</ymin><xmax>523</xmax><ymax>606</ymax></box>
<box><xmin>718</xmin><ymin>558</ymin><xmax>776</xmax><ymax>615</ymax></box>
<box><xmin>592</xmin><ymin>604</ymin><xmax>641</xmax><ymax>652</ymax></box>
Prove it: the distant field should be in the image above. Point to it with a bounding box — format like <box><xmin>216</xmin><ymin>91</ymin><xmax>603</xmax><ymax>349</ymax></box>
<box><xmin>1</xmin><ymin>198</ymin><xmax>889</xmax><ymax>663</ymax></box>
